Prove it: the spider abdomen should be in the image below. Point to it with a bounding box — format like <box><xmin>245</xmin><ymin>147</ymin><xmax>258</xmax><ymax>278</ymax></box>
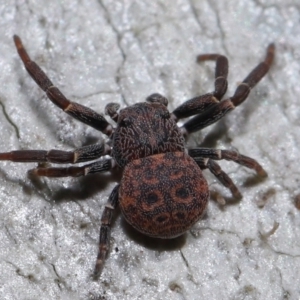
<box><xmin>119</xmin><ymin>152</ymin><xmax>209</xmax><ymax>238</ymax></box>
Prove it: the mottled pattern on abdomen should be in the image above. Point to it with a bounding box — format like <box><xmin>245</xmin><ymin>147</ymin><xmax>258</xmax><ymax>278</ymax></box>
<box><xmin>119</xmin><ymin>152</ymin><xmax>209</xmax><ymax>238</ymax></box>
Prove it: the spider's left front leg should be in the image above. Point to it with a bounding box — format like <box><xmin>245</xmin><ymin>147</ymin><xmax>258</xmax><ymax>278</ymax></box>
<box><xmin>182</xmin><ymin>43</ymin><xmax>275</xmax><ymax>134</ymax></box>
<box><xmin>13</xmin><ymin>35</ymin><xmax>113</xmax><ymax>136</ymax></box>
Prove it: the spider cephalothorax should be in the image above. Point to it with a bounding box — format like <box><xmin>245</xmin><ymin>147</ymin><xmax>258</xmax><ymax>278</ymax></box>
<box><xmin>0</xmin><ymin>35</ymin><xmax>274</xmax><ymax>277</ymax></box>
<box><xmin>112</xmin><ymin>101</ymin><xmax>184</xmax><ymax>167</ymax></box>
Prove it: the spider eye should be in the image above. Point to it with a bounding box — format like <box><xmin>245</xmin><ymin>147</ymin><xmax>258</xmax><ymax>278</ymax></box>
<box><xmin>154</xmin><ymin>108</ymin><xmax>170</xmax><ymax>119</ymax></box>
<box><xmin>161</xmin><ymin>110</ymin><xmax>170</xmax><ymax>119</ymax></box>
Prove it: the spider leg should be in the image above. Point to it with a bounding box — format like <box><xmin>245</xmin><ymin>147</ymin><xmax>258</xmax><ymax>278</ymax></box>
<box><xmin>197</xmin><ymin>53</ymin><xmax>229</xmax><ymax>100</ymax></box>
<box><xmin>93</xmin><ymin>184</ymin><xmax>119</xmax><ymax>278</ymax></box>
<box><xmin>193</xmin><ymin>157</ymin><xmax>241</xmax><ymax>199</ymax></box>
<box><xmin>172</xmin><ymin>54</ymin><xmax>228</xmax><ymax>120</ymax></box>
<box><xmin>189</xmin><ymin>148</ymin><xmax>267</xmax><ymax>177</ymax></box>
<box><xmin>13</xmin><ymin>35</ymin><xmax>113</xmax><ymax>136</ymax></box>
<box><xmin>0</xmin><ymin>143</ymin><xmax>109</xmax><ymax>164</ymax></box>
<box><xmin>28</xmin><ymin>158</ymin><xmax>114</xmax><ymax>177</ymax></box>
<box><xmin>182</xmin><ymin>43</ymin><xmax>275</xmax><ymax>134</ymax></box>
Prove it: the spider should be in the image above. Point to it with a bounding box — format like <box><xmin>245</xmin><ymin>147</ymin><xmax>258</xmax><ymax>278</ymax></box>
<box><xmin>0</xmin><ymin>36</ymin><xmax>274</xmax><ymax>277</ymax></box>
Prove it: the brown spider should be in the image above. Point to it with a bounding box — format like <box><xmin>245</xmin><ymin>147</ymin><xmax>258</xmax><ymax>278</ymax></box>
<box><xmin>0</xmin><ymin>36</ymin><xmax>274</xmax><ymax>277</ymax></box>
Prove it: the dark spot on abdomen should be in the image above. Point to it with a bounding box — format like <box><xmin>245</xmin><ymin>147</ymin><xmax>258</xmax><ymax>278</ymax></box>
<box><xmin>176</xmin><ymin>187</ymin><xmax>189</xmax><ymax>199</ymax></box>
<box><xmin>146</xmin><ymin>192</ymin><xmax>159</xmax><ymax>204</ymax></box>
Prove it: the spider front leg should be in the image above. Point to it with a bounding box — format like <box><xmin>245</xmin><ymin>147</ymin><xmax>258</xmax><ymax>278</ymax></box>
<box><xmin>172</xmin><ymin>53</ymin><xmax>228</xmax><ymax>119</ymax></box>
<box><xmin>13</xmin><ymin>35</ymin><xmax>113</xmax><ymax>135</ymax></box>
<box><xmin>183</xmin><ymin>43</ymin><xmax>275</xmax><ymax>133</ymax></box>
<box><xmin>94</xmin><ymin>184</ymin><xmax>119</xmax><ymax>278</ymax></box>
<box><xmin>197</xmin><ymin>53</ymin><xmax>229</xmax><ymax>100</ymax></box>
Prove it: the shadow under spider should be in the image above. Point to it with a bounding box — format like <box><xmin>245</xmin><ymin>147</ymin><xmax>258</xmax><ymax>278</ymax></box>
<box><xmin>121</xmin><ymin>217</ymin><xmax>187</xmax><ymax>252</ymax></box>
<box><xmin>29</xmin><ymin>167</ymin><xmax>122</xmax><ymax>203</ymax></box>
<box><xmin>199</xmin><ymin>118</ymin><xmax>231</xmax><ymax>148</ymax></box>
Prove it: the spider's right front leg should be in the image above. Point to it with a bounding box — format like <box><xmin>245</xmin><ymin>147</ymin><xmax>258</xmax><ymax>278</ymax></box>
<box><xmin>13</xmin><ymin>35</ymin><xmax>113</xmax><ymax>136</ymax></box>
<box><xmin>182</xmin><ymin>43</ymin><xmax>275</xmax><ymax>133</ymax></box>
